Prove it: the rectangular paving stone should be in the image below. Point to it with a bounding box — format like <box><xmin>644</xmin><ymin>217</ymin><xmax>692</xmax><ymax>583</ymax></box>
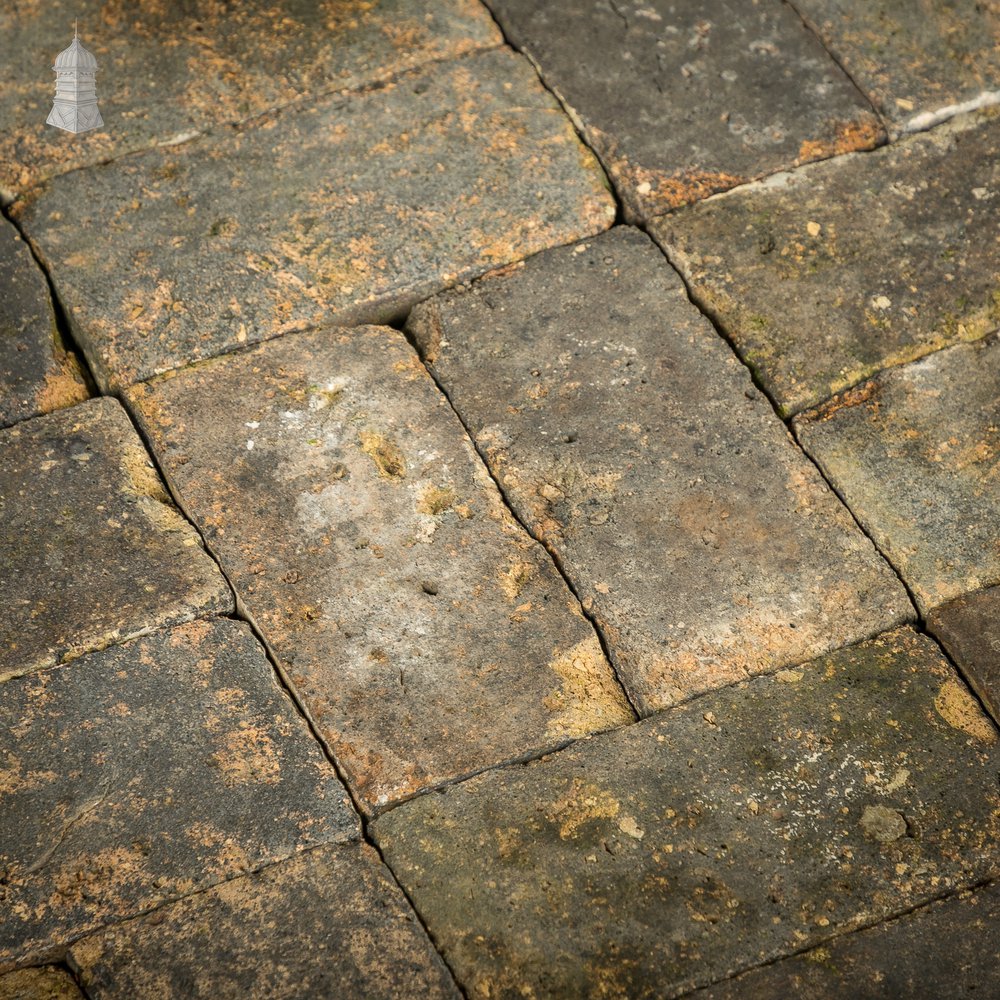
<box><xmin>794</xmin><ymin>334</ymin><xmax>1000</xmax><ymax>615</ymax></box>
<box><xmin>793</xmin><ymin>0</ymin><xmax>1000</xmax><ymax>135</ymax></box>
<box><xmin>0</xmin><ymin>967</ymin><xmax>82</xmax><ymax>1000</ymax></box>
<box><xmin>373</xmin><ymin>627</ymin><xmax>1000</xmax><ymax>1000</ymax></box>
<box><xmin>927</xmin><ymin>587</ymin><xmax>1000</xmax><ymax>726</ymax></box>
<box><xmin>0</xmin><ymin>397</ymin><xmax>231</xmax><ymax>680</ymax></box>
<box><xmin>654</xmin><ymin>108</ymin><xmax>1000</xmax><ymax>416</ymax></box>
<box><xmin>407</xmin><ymin>227</ymin><xmax>910</xmax><ymax>713</ymax></box>
<box><xmin>10</xmin><ymin>47</ymin><xmax>615</xmax><ymax>391</ymax></box>
<box><xmin>1</xmin><ymin>216</ymin><xmax>87</xmax><ymax>429</ymax></box>
<box><xmin>0</xmin><ymin>0</ymin><xmax>501</xmax><ymax>197</ymax></box>
<box><xmin>67</xmin><ymin>843</ymin><xmax>458</xmax><ymax>1000</ymax></box>
<box><xmin>127</xmin><ymin>325</ymin><xmax>634</xmax><ymax>814</ymax></box>
<box><xmin>0</xmin><ymin>618</ymin><xmax>357</xmax><ymax>970</ymax></box>
<box><xmin>690</xmin><ymin>881</ymin><xmax>1000</xmax><ymax>999</ymax></box>
<box><xmin>485</xmin><ymin>0</ymin><xmax>883</xmax><ymax>221</ymax></box>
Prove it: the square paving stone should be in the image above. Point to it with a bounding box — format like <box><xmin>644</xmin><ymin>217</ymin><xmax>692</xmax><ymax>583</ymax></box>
<box><xmin>0</xmin><ymin>216</ymin><xmax>87</xmax><ymax>429</ymax></box>
<box><xmin>654</xmin><ymin>108</ymin><xmax>1000</xmax><ymax>416</ymax></box>
<box><xmin>0</xmin><ymin>397</ymin><xmax>231</xmax><ymax>680</ymax></box>
<box><xmin>0</xmin><ymin>618</ymin><xmax>357</xmax><ymax>970</ymax></box>
<box><xmin>67</xmin><ymin>842</ymin><xmax>458</xmax><ymax>1000</ymax></box>
<box><xmin>0</xmin><ymin>0</ymin><xmax>501</xmax><ymax>198</ymax></box>
<box><xmin>0</xmin><ymin>967</ymin><xmax>82</xmax><ymax>1000</ymax></box>
<box><xmin>373</xmin><ymin>627</ymin><xmax>1000</xmax><ymax>1000</ymax></box>
<box><xmin>484</xmin><ymin>0</ymin><xmax>883</xmax><ymax>221</ymax></box>
<box><xmin>689</xmin><ymin>881</ymin><xmax>1000</xmax><ymax>999</ymax></box>
<box><xmin>792</xmin><ymin>0</ymin><xmax>1000</xmax><ymax>135</ymax></box>
<box><xmin>794</xmin><ymin>334</ymin><xmax>1000</xmax><ymax>615</ymax></box>
<box><xmin>407</xmin><ymin>227</ymin><xmax>910</xmax><ymax>713</ymax></box>
<box><xmin>927</xmin><ymin>587</ymin><xmax>1000</xmax><ymax>726</ymax></box>
<box><xmin>127</xmin><ymin>325</ymin><xmax>634</xmax><ymax>814</ymax></box>
<box><xmin>10</xmin><ymin>47</ymin><xmax>615</xmax><ymax>392</ymax></box>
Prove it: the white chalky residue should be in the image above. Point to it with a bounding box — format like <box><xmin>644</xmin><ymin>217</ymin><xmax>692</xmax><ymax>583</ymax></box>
<box><xmin>245</xmin><ymin>421</ymin><xmax>260</xmax><ymax>429</ymax></box>
<box><xmin>246</xmin><ymin>440</ymin><xmax>254</xmax><ymax>450</ymax></box>
<box><xmin>904</xmin><ymin>90</ymin><xmax>1000</xmax><ymax>134</ymax></box>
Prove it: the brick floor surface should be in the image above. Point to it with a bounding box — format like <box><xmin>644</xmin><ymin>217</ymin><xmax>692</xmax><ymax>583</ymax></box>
<box><xmin>1</xmin><ymin>0</ymin><xmax>998</xmax><ymax>995</ymax></box>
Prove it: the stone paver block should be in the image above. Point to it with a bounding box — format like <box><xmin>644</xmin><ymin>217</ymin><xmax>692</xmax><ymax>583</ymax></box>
<box><xmin>0</xmin><ymin>967</ymin><xmax>82</xmax><ymax>1000</ymax></box>
<box><xmin>0</xmin><ymin>216</ymin><xmax>87</xmax><ymax>429</ymax></box>
<box><xmin>373</xmin><ymin>627</ymin><xmax>1000</xmax><ymax>1000</ymax></box>
<box><xmin>128</xmin><ymin>325</ymin><xmax>634</xmax><ymax>814</ymax></box>
<box><xmin>691</xmin><ymin>882</ymin><xmax>1000</xmax><ymax>998</ymax></box>
<box><xmin>11</xmin><ymin>47</ymin><xmax>615</xmax><ymax>391</ymax></box>
<box><xmin>795</xmin><ymin>334</ymin><xmax>1000</xmax><ymax>614</ymax></box>
<box><xmin>485</xmin><ymin>0</ymin><xmax>883</xmax><ymax>221</ymax></box>
<box><xmin>0</xmin><ymin>0</ymin><xmax>501</xmax><ymax>196</ymax></box>
<box><xmin>928</xmin><ymin>586</ymin><xmax>1000</xmax><ymax>726</ymax></box>
<box><xmin>654</xmin><ymin>109</ymin><xmax>1000</xmax><ymax>416</ymax></box>
<box><xmin>408</xmin><ymin>228</ymin><xmax>909</xmax><ymax>713</ymax></box>
<box><xmin>0</xmin><ymin>618</ymin><xmax>357</xmax><ymax>969</ymax></box>
<box><xmin>793</xmin><ymin>0</ymin><xmax>1000</xmax><ymax>135</ymax></box>
<box><xmin>68</xmin><ymin>843</ymin><xmax>458</xmax><ymax>1000</ymax></box>
<box><xmin>0</xmin><ymin>397</ymin><xmax>231</xmax><ymax>680</ymax></box>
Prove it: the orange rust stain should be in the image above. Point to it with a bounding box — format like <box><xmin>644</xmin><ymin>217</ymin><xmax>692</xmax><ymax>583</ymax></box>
<box><xmin>796</xmin><ymin>117</ymin><xmax>884</xmax><ymax>164</ymax></box>
<box><xmin>652</xmin><ymin>170</ymin><xmax>747</xmax><ymax>211</ymax></box>
<box><xmin>799</xmin><ymin>378</ymin><xmax>882</xmax><ymax>424</ymax></box>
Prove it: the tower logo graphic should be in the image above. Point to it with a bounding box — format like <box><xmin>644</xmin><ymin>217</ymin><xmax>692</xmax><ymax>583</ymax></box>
<box><xmin>47</xmin><ymin>21</ymin><xmax>104</xmax><ymax>134</ymax></box>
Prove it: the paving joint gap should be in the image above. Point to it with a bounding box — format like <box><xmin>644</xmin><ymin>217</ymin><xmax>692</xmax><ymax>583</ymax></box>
<box><xmin>0</xmin><ymin>202</ymin><xmax>99</xmax><ymax>401</ymax></box>
<box><xmin>920</xmin><ymin>624</ymin><xmax>1000</xmax><ymax>734</ymax></box>
<box><xmin>117</xmin><ymin>392</ymin><xmax>470</xmax><ymax>1000</ymax></box>
<box><xmin>400</xmin><ymin>314</ymin><xmax>642</xmax><ymax>720</ymax></box>
<box><xmin>672</xmin><ymin>876</ymin><xmax>1000</xmax><ymax>999</ymax></box>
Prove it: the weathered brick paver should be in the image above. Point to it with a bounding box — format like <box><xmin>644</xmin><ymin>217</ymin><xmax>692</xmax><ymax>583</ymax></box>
<box><xmin>0</xmin><ymin>397</ymin><xmax>231</xmax><ymax>680</ymax></box>
<box><xmin>0</xmin><ymin>618</ymin><xmax>356</xmax><ymax>969</ymax></box>
<box><xmin>68</xmin><ymin>843</ymin><xmax>458</xmax><ymax>1000</ymax></box>
<box><xmin>655</xmin><ymin>109</ymin><xmax>1000</xmax><ymax>416</ymax></box>
<box><xmin>128</xmin><ymin>325</ymin><xmax>633</xmax><ymax>814</ymax></box>
<box><xmin>0</xmin><ymin>217</ymin><xmax>87</xmax><ymax>429</ymax></box>
<box><xmin>408</xmin><ymin>228</ymin><xmax>909</xmax><ymax>713</ymax></box>
<box><xmin>690</xmin><ymin>882</ymin><xmax>1000</xmax><ymax>998</ymax></box>
<box><xmin>793</xmin><ymin>0</ymin><xmax>1000</xmax><ymax>135</ymax></box>
<box><xmin>373</xmin><ymin>628</ymin><xmax>1000</xmax><ymax>1000</ymax></box>
<box><xmin>0</xmin><ymin>966</ymin><xmax>82</xmax><ymax>1000</ymax></box>
<box><xmin>11</xmin><ymin>47</ymin><xmax>614</xmax><ymax>391</ymax></box>
<box><xmin>928</xmin><ymin>587</ymin><xmax>1000</xmax><ymax>726</ymax></box>
<box><xmin>485</xmin><ymin>0</ymin><xmax>883</xmax><ymax>221</ymax></box>
<box><xmin>0</xmin><ymin>0</ymin><xmax>501</xmax><ymax>197</ymax></box>
<box><xmin>795</xmin><ymin>334</ymin><xmax>1000</xmax><ymax>614</ymax></box>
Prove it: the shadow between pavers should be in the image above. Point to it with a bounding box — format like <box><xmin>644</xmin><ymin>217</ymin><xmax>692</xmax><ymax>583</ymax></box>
<box><xmin>0</xmin><ymin>618</ymin><xmax>357</xmax><ymax>972</ymax></box>
<box><xmin>372</xmin><ymin>627</ymin><xmax>1000</xmax><ymax>1000</ymax></box>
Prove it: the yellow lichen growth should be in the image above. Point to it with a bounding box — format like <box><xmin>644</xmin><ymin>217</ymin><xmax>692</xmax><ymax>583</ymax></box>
<box><xmin>359</xmin><ymin>430</ymin><xmax>406</xmax><ymax>479</ymax></box>
<box><xmin>550</xmin><ymin>778</ymin><xmax>621</xmax><ymax>840</ymax></box>
<box><xmin>498</xmin><ymin>560</ymin><xmax>534</xmax><ymax>600</ymax></box>
<box><xmin>934</xmin><ymin>679</ymin><xmax>998</xmax><ymax>745</ymax></box>
<box><xmin>417</xmin><ymin>484</ymin><xmax>455</xmax><ymax>515</ymax></box>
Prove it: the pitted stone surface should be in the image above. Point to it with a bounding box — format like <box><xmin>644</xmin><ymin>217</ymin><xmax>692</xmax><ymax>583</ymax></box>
<box><xmin>0</xmin><ymin>217</ymin><xmax>87</xmax><ymax>429</ymax></box>
<box><xmin>484</xmin><ymin>0</ymin><xmax>883</xmax><ymax>221</ymax></box>
<box><xmin>0</xmin><ymin>0</ymin><xmax>501</xmax><ymax>196</ymax></box>
<box><xmin>127</xmin><ymin>326</ymin><xmax>634</xmax><ymax>814</ymax></box>
<box><xmin>0</xmin><ymin>397</ymin><xmax>231</xmax><ymax>679</ymax></box>
<box><xmin>795</xmin><ymin>334</ymin><xmax>1000</xmax><ymax>614</ymax></box>
<box><xmin>793</xmin><ymin>0</ymin><xmax>1000</xmax><ymax>135</ymax></box>
<box><xmin>690</xmin><ymin>882</ymin><xmax>1000</xmax><ymax>998</ymax></box>
<box><xmin>408</xmin><ymin>228</ymin><xmax>909</xmax><ymax>713</ymax></box>
<box><xmin>0</xmin><ymin>619</ymin><xmax>357</xmax><ymax>970</ymax></box>
<box><xmin>0</xmin><ymin>967</ymin><xmax>82</xmax><ymax>1000</ymax></box>
<box><xmin>373</xmin><ymin>628</ymin><xmax>1000</xmax><ymax>1000</ymax></box>
<box><xmin>927</xmin><ymin>587</ymin><xmax>1000</xmax><ymax>726</ymax></box>
<box><xmin>655</xmin><ymin>110</ymin><xmax>1000</xmax><ymax>416</ymax></box>
<box><xmin>68</xmin><ymin>843</ymin><xmax>458</xmax><ymax>1000</ymax></box>
<box><xmin>11</xmin><ymin>47</ymin><xmax>614</xmax><ymax>391</ymax></box>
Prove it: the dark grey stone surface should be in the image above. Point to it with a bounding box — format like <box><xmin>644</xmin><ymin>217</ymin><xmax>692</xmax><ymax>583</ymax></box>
<box><xmin>11</xmin><ymin>47</ymin><xmax>615</xmax><ymax>390</ymax></box>
<box><xmin>0</xmin><ymin>397</ymin><xmax>232</xmax><ymax>679</ymax></box>
<box><xmin>0</xmin><ymin>216</ymin><xmax>87</xmax><ymax>429</ymax></box>
<box><xmin>655</xmin><ymin>109</ymin><xmax>1000</xmax><ymax>416</ymax></box>
<box><xmin>0</xmin><ymin>618</ymin><xmax>357</xmax><ymax>970</ymax></box>
<box><xmin>374</xmin><ymin>627</ymin><xmax>1000</xmax><ymax>999</ymax></box>
<box><xmin>408</xmin><ymin>227</ymin><xmax>910</xmax><ymax>713</ymax></box>
<box><xmin>690</xmin><ymin>881</ymin><xmax>1000</xmax><ymax>998</ymax></box>
<box><xmin>485</xmin><ymin>0</ymin><xmax>883</xmax><ymax>220</ymax></box>
<box><xmin>69</xmin><ymin>843</ymin><xmax>459</xmax><ymax>1000</ymax></box>
<box><xmin>795</xmin><ymin>334</ymin><xmax>1000</xmax><ymax>614</ymax></box>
